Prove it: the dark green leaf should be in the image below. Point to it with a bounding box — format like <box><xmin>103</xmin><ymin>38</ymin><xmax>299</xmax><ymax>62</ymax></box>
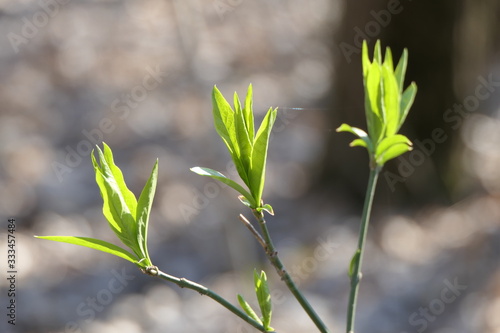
<box><xmin>348</xmin><ymin>250</ymin><xmax>360</xmax><ymax>279</ymax></box>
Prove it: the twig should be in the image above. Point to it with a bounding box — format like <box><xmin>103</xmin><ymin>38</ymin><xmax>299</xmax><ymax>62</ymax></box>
<box><xmin>251</xmin><ymin>210</ymin><xmax>331</xmax><ymax>333</ymax></box>
<box><xmin>239</xmin><ymin>214</ymin><xmax>267</xmax><ymax>249</ymax></box>
<box><xmin>147</xmin><ymin>266</ymin><xmax>276</xmax><ymax>332</ymax></box>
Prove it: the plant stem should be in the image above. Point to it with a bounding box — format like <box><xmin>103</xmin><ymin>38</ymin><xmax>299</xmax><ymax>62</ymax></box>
<box><xmin>346</xmin><ymin>166</ymin><xmax>381</xmax><ymax>333</ymax></box>
<box><xmin>153</xmin><ymin>268</ymin><xmax>274</xmax><ymax>332</ymax></box>
<box><xmin>252</xmin><ymin>210</ymin><xmax>331</xmax><ymax>333</ymax></box>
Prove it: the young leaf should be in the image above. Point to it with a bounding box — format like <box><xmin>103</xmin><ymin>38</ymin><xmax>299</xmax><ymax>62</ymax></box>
<box><xmin>254</xmin><ymin>270</ymin><xmax>272</xmax><ymax>330</ymax></box>
<box><xmin>336</xmin><ymin>124</ymin><xmax>373</xmax><ymax>152</ymax></box>
<box><xmin>135</xmin><ymin>159</ymin><xmax>159</xmax><ymax>267</ymax></box>
<box><xmin>259</xmin><ymin>204</ymin><xmax>274</xmax><ymax>216</ymax></box>
<box><xmin>237</xmin><ymin>294</ymin><xmax>263</xmax><ymax>325</ymax></box>
<box><xmin>92</xmin><ymin>146</ymin><xmax>139</xmax><ymax>255</ymax></box>
<box><xmin>348</xmin><ymin>250</ymin><xmax>361</xmax><ymax>279</ymax></box>
<box><xmin>376</xmin><ymin>142</ymin><xmax>412</xmax><ymax>166</ymax></box>
<box><xmin>249</xmin><ymin>107</ymin><xmax>277</xmax><ymax>205</ymax></box>
<box><xmin>213</xmin><ymin>86</ymin><xmax>249</xmax><ymax>186</ymax></box>
<box><xmin>212</xmin><ymin>86</ymin><xmax>238</xmax><ymax>157</ymax></box>
<box><xmin>394</xmin><ymin>48</ymin><xmax>409</xmax><ymax>93</ymax></box>
<box><xmin>243</xmin><ymin>84</ymin><xmax>255</xmax><ymax>140</ymax></box>
<box><xmin>382</xmin><ymin>64</ymin><xmax>400</xmax><ymax>137</ymax></box>
<box><xmin>234</xmin><ymin>93</ymin><xmax>253</xmax><ymax>185</ymax></box>
<box><xmin>361</xmin><ymin>40</ymin><xmax>371</xmax><ymax>79</ymax></box>
<box><xmin>190</xmin><ymin>167</ymin><xmax>257</xmax><ymax>207</ymax></box>
<box><xmin>398</xmin><ymin>83</ymin><xmax>417</xmax><ymax>131</ymax></box>
<box><xmin>35</xmin><ymin>236</ymin><xmax>140</xmax><ymax>266</ymax></box>
<box><xmin>364</xmin><ymin>62</ymin><xmax>384</xmax><ymax>143</ymax></box>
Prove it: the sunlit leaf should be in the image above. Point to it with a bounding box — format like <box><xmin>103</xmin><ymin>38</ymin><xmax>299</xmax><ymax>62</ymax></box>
<box><xmin>376</xmin><ymin>142</ymin><xmax>412</xmax><ymax>166</ymax></box>
<box><xmin>398</xmin><ymin>83</ymin><xmax>417</xmax><ymax>131</ymax></box>
<box><xmin>394</xmin><ymin>48</ymin><xmax>408</xmax><ymax>94</ymax></box>
<box><xmin>249</xmin><ymin>107</ymin><xmax>277</xmax><ymax>205</ymax></box>
<box><xmin>190</xmin><ymin>167</ymin><xmax>256</xmax><ymax>207</ymax></box>
<box><xmin>382</xmin><ymin>64</ymin><xmax>400</xmax><ymax>137</ymax></box>
<box><xmin>92</xmin><ymin>145</ymin><xmax>139</xmax><ymax>254</ymax></box>
<box><xmin>135</xmin><ymin>159</ymin><xmax>158</xmax><ymax>267</ymax></box>
<box><xmin>35</xmin><ymin>236</ymin><xmax>140</xmax><ymax>266</ymax></box>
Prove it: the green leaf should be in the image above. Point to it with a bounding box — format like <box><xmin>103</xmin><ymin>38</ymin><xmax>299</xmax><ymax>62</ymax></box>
<box><xmin>92</xmin><ymin>145</ymin><xmax>139</xmax><ymax>255</ymax></box>
<box><xmin>382</xmin><ymin>64</ymin><xmax>400</xmax><ymax>137</ymax></box>
<box><xmin>249</xmin><ymin>107</ymin><xmax>277</xmax><ymax>205</ymax></box>
<box><xmin>375</xmin><ymin>135</ymin><xmax>412</xmax><ymax>157</ymax></box>
<box><xmin>234</xmin><ymin>92</ymin><xmax>253</xmax><ymax>185</ymax></box>
<box><xmin>237</xmin><ymin>294</ymin><xmax>263</xmax><ymax>325</ymax></box>
<box><xmin>361</xmin><ymin>40</ymin><xmax>371</xmax><ymax>79</ymax></box>
<box><xmin>383</xmin><ymin>46</ymin><xmax>394</xmax><ymax>71</ymax></box>
<box><xmin>259</xmin><ymin>204</ymin><xmax>274</xmax><ymax>216</ymax></box>
<box><xmin>373</xmin><ymin>40</ymin><xmax>382</xmax><ymax>64</ymax></box>
<box><xmin>348</xmin><ymin>250</ymin><xmax>360</xmax><ymax>279</ymax></box>
<box><xmin>398</xmin><ymin>83</ymin><xmax>417</xmax><ymax>131</ymax></box>
<box><xmin>376</xmin><ymin>142</ymin><xmax>412</xmax><ymax>166</ymax></box>
<box><xmin>190</xmin><ymin>167</ymin><xmax>257</xmax><ymax>207</ymax></box>
<box><xmin>394</xmin><ymin>48</ymin><xmax>408</xmax><ymax>94</ymax></box>
<box><xmin>336</xmin><ymin>124</ymin><xmax>373</xmax><ymax>153</ymax></box>
<box><xmin>35</xmin><ymin>236</ymin><xmax>140</xmax><ymax>266</ymax></box>
<box><xmin>213</xmin><ymin>86</ymin><xmax>249</xmax><ymax>186</ymax></box>
<box><xmin>244</xmin><ymin>84</ymin><xmax>255</xmax><ymax>141</ymax></box>
<box><xmin>364</xmin><ymin>62</ymin><xmax>384</xmax><ymax>143</ymax></box>
<box><xmin>212</xmin><ymin>86</ymin><xmax>238</xmax><ymax>156</ymax></box>
<box><xmin>254</xmin><ymin>270</ymin><xmax>272</xmax><ymax>330</ymax></box>
<box><xmin>135</xmin><ymin>159</ymin><xmax>158</xmax><ymax>267</ymax></box>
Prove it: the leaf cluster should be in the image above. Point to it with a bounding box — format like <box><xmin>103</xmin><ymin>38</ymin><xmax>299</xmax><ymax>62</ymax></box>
<box><xmin>36</xmin><ymin>143</ymin><xmax>158</xmax><ymax>269</ymax></box>
<box><xmin>337</xmin><ymin>40</ymin><xmax>417</xmax><ymax>168</ymax></box>
<box><xmin>191</xmin><ymin>84</ymin><xmax>276</xmax><ymax>214</ymax></box>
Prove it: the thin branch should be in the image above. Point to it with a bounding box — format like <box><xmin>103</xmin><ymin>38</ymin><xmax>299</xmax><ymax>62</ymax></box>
<box><xmin>239</xmin><ymin>214</ymin><xmax>267</xmax><ymax>249</ymax></box>
<box><xmin>145</xmin><ymin>266</ymin><xmax>275</xmax><ymax>332</ymax></box>
<box><xmin>346</xmin><ymin>166</ymin><xmax>381</xmax><ymax>333</ymax></box>
<box><xmin>251</xmin><ymin>210</ymin><xmax>331</xmax><ymax>333</ymax></box>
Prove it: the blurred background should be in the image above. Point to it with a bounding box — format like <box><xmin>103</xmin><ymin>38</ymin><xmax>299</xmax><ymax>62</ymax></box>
<box><xmin>1</xmin><ymin>0</ymin><xmax>500</xmax><ymax>332</ymax></box>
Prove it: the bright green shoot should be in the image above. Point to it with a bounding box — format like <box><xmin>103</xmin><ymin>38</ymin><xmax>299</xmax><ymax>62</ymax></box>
<box><xmin>338</xmin><ymin>40</ymin><xmax>417</xmax><ymax>333</ymax></box>
<box><xmin>337</xmin><ymin>40</ymin><xmax>417</xmax><ymax>169</ymax></box>
<box><xmin>237</xmin><ymin>269</ymin><xmax>274</xmax><ymax>331</ymax></box>
<box><xmin>191</xmin><ymin>84</ymin><xmax>276</xmax><ymax>215</ymax></box>
<box><xmin>36</xmin><ymin>143</ymin><xmax>158</xmax><ymax>270</ymax></box>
